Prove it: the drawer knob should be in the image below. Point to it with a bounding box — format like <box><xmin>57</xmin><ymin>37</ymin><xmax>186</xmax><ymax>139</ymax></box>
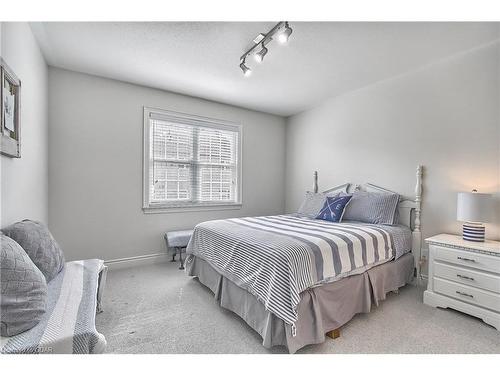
<box><xmin>457</xmin><ymin>256</ymin><xmax>476</xmax><ymax>262</ymax></box>
<box><xmin>456</xmin><ymin>291</ymin><xmax>474</xmax><ymax>298</ymax></box>
<box><xmin>456</xmin><ymin>274</ymin><xmax>474</xmax><ymax>281</ymax></box>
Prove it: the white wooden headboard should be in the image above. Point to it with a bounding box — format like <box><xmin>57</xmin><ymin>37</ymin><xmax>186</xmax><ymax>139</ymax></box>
<box><xmin>312</xmin><ymin>165</ymin><xmax>424</xmax><ymax>279</ymax></box>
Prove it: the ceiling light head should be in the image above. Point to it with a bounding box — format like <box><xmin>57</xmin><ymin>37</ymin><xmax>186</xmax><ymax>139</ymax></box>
<box><xmin>277</xmin><ymin>23</ymin><xmax>293</xmax><ymax>44</ymax></box>
<box><xmin>240</xmin><ymin>61</ymin><xmax>251</xmax><ymax>77</ymax></box>
<box><xmin>254</xmin><ymin>45</ymin><xmax>268</xmax><ymax>63</ymax></box>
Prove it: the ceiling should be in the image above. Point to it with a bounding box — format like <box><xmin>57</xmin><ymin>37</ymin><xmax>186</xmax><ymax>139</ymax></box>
<box><xmin>31</xmin><ymin>22</ymin><xmax>499</xmax><ymax>116</ymax></box>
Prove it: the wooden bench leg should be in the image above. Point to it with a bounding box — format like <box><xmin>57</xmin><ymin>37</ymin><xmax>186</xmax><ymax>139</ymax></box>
<box><xmin>326</xmin><ymin>328</ymin><xmax>340</xmax><ymax>339</ymax></box>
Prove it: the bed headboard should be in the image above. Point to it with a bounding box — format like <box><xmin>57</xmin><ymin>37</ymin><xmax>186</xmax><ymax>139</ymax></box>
<box><xmin>312</xmin><ymin>165</ymin><xmax>424</xmax><ymax>278</ymax></box>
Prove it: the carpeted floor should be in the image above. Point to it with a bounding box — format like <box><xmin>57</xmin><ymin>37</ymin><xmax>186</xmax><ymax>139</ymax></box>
<box><xmin>96</xmin><ymin>260</ymin><xmax>500</xmax><ymax>354</ymax></box>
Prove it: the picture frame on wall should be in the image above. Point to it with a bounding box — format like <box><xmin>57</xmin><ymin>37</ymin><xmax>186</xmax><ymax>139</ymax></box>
<box><xmin>1</xmin><ymin>58</ymin><xmax>21</xmax><ymax>158</ymax></box>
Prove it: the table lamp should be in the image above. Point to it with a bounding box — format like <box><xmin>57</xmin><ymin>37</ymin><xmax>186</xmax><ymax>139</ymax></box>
<box><xmin>457</xmin><ymin>190</ymin><xmax>492</xmax><ymax>242</ymax></box>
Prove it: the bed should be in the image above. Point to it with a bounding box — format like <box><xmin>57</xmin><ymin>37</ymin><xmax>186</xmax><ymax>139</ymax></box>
<box><xmin>186</xmin><ymin>166</ymin><xmax>423</xmax><ymax>353</ymax></box>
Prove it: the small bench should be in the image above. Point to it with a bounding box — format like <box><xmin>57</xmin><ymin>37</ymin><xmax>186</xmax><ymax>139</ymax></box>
<box><xmin>164</xmin><ymin>229</ymin><xmax>194</xmax><ymax>270</ymax></box>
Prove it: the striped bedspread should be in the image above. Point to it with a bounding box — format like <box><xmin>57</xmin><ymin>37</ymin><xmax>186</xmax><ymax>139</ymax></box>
<box><xmin>186</xmin><ymin>215</ymin><xmax>396</xmax><ymax>332</ymax></box>
<box><xmin>0</xmin><ymin>259</ymin><xmax>106</xmax><ymax>354</ymax></box>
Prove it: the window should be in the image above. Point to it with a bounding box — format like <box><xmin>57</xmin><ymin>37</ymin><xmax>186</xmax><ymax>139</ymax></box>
<box><xmin>143</xmin><ymin>107</ymin><xmax>242</xmax><ymax>212</ymax></box>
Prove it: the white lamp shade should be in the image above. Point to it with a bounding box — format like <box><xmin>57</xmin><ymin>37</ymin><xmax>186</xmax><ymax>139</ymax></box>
<box><xmin>457</xmin><ymin>192</ymin><xmax>492</xmax><ymax>223</ymax></box>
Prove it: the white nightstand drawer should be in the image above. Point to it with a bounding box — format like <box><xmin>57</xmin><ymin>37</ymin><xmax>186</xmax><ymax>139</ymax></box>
<box><xmin>434</xmin><ymin>262</ymin><xmax>500</xmax><ymax>293</ymax></box>
<box><xmin>433</xmin><ymin>245</ymin><xmax>500</xmax><ymax>274</ymax></box>
<box><xmin>434</xmin><ymin>277</ymin><xmax>500</xmax><ymax>312</ymax></box>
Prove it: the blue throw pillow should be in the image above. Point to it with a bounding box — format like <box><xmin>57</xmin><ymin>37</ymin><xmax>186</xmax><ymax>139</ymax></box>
<box><xmin>316</xmin><ymin>195</ymin><xmax>352</xmax><ymax>222</ymax></box>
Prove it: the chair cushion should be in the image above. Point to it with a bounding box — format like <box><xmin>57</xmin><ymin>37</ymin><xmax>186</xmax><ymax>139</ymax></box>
<box><xmin>3</xmin><ymin>220</ymin><xmax>65</xmax><ymax>282</ymax></box>
<box><xmin>165</xmin><ymin>230</ymin><xmax>194</xmax><ymax>248</ymax></box>
<box><xmin>1</xmin><ymin>234</ymin><xmax>48</xmax><ymax>337</ymax></box>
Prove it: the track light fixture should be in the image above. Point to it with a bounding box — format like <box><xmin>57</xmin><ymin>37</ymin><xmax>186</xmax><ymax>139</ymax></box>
<box><xmin>239</xmin><ymin>21</ymin><xmax>293</xmax><ymax>76</ymax></box>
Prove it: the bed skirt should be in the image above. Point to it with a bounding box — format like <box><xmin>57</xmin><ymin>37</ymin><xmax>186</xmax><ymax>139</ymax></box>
<box><xmin>186</xmin><ymin>253</ymin><xmax>414</xmax><ymax>353</ymax></box>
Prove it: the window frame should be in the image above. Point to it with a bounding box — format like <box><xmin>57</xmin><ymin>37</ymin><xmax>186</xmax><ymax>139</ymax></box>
<box><xmin>143</xmin><ymin>106</ymin><xmax>243</xmax><ymax>213</ymax></box>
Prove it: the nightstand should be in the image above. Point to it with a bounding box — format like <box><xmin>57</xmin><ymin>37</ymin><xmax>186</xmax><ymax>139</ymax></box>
<box><xmin>424</xmin><ymin>234</ymin><xmax>500</xmax><ymax>330</ymax></box>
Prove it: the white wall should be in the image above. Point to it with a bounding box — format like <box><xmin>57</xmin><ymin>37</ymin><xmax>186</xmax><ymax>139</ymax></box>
<box><xmin>286</xmin><ymin>41</ymin><xmax>500</xmax><ymax>244</ymax></box>
<box><xmin>48</xmin><ymin>68</ymin><xmax>286</xmax><ymax>261</ymax></box>
<box><xmin>0</xmin><ymin>23</ymin><xmax>48</xmax><ymax>227</ymax></box>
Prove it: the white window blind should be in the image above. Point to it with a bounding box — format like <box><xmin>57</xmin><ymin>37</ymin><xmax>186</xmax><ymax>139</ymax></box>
<box><xmin>143</xmin><ymin>108</ymin><xmax>241</xmax><ymax>210</ymax></box>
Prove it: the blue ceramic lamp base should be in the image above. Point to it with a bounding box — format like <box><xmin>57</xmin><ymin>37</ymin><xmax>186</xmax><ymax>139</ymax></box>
<box><xmin>462</xmin><ymin>222</ymin><xmax>485</xmax><ymax>242</ymax></box>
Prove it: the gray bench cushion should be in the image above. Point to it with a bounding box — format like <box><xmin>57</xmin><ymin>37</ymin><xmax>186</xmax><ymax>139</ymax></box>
<box><xmin>164</xmin><ymin>230</ymin><xmax>194</xmax><ymax>248</ymax></box>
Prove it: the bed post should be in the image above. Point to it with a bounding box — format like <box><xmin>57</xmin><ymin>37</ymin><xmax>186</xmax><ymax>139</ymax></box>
<box><xmin>413</xmin><ymin>165</ymin><xmax>423</xmax><ymax>281</ymax></box>
<box><xmin>313</xmin><ymin>171</ymin><xmax>318</xmax><ymax>193</ymax></box>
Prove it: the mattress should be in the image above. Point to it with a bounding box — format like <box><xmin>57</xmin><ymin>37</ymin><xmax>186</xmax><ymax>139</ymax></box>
<box><xmin>340</xmin><ymin>220</ymin><xmax>412</xmax><ymax>260</ymax></box>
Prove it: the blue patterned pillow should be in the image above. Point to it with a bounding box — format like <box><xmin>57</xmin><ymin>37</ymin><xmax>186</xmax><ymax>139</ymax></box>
<box><xmin>316</xmin><ymin>195</ymin><xmax>352</xmax><ymax>222</ymax></box>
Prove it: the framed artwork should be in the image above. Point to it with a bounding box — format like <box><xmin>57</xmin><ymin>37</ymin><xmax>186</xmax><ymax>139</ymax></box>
<box><xmin>1</xmin><ymin>58</ymin><xmax>21</xmax><ymax>158</ymax></box>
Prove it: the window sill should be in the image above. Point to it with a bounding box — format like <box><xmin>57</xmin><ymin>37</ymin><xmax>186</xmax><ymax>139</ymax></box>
<box><xmin>142</xmin><ymin>203</ymin><xmax>242</xmax><ymax>214</ymax></box>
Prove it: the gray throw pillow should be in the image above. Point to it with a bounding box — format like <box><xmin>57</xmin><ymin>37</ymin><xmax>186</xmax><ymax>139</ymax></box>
<box><xmin>298</xmin><ymin>192</ymin><xmax>340</xmax><ymax>218</ymax></box>
<box><xmin>3</xmin><ymin>220</ymin><xmax>65</xmax><ymax>282</ymax></box>
<box><xmin>342</xmin><ymin>191</ymin><xmax>400</xmax><ymax>225</ymax></box>
<box><xmin>1</xmin><ymin>234</ymin><xmax>47</xmax><ymax>337</ymax></box>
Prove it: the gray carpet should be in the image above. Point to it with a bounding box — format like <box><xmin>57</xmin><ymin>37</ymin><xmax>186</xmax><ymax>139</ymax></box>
<box><xmin>96</xmin><ymin>261</ymin><xmax>500</xmax><ymax>354</ymax></box>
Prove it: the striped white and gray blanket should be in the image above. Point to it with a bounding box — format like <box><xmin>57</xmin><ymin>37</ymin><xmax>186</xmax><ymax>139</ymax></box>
<box><xmin>186</xmin><ymin>215</ymin><xmax>408</xmax><ymax>333</ymax></box>
<box><xmin>0</xmin><ymin>259</ymin><xmax>106</xmax><ymax>354</ymax></box>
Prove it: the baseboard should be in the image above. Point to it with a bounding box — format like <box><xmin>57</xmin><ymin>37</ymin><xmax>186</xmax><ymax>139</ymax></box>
<box><xmin>105</xmin><ymin>252</ymin><xmax>169</xmax><ymax>270</ymax></box>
